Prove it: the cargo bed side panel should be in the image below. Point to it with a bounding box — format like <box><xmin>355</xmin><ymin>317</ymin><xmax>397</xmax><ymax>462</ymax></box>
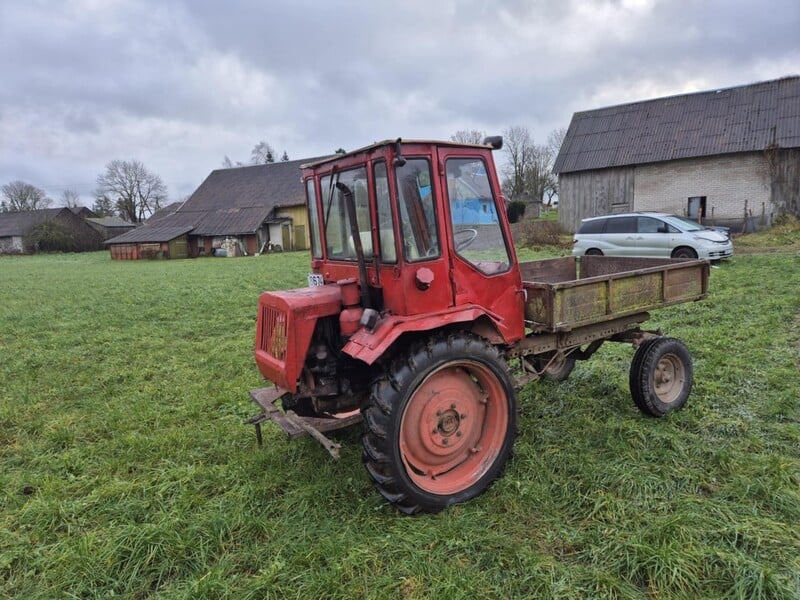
<box><xmin>523</xmin><ymin>257</ymin><xmax>708</xmax><ymax>331</ymax></box>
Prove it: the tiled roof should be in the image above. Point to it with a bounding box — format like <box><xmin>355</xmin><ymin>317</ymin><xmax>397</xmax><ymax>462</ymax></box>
<box><xmin>554</xmin><ymin>76</ymin><xmax>800</xmax><ymax>174</ymax></box>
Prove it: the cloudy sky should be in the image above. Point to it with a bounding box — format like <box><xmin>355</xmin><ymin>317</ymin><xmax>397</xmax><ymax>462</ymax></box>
<box><xmin>1</xmin><ymin>0</ymin><xmax>799</xmax><ymax>206</ymax></box>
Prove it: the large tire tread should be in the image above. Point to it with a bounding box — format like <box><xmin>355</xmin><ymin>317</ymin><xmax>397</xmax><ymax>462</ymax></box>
<box><xmin>361</xmin><ymin>331</ymin><xmax>517</xmax><ymax>514</ymax></box>
<box><xmin>629</xmin><ymin>337</ymin><xmax>660</xmax><ymax>414</ymax></box>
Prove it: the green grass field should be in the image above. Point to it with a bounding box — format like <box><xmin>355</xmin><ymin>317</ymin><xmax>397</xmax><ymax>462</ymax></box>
<box><xmin>1</xmin><ymin>245</ymin><xmax>799</xmax><ymax>599</ymax></box>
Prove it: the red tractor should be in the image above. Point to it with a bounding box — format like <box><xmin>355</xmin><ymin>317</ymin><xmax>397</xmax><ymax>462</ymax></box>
<box><xmin>248</xmin><ymin>137</ymin><xmax>708</xmax><ymax>514</ymax></box>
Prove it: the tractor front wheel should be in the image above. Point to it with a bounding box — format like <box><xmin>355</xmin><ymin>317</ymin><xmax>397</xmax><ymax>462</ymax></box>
<box><xmin>362</xmin><ymin>332</ymin><xmax>517</xmax><ymax>514</ymax></box>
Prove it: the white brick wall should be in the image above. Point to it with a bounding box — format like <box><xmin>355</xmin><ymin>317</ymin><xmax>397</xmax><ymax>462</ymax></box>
<box><xmin>634</xmin><ymin>153</ymin><xmax>772</xmax><ymax>222</ymax></box>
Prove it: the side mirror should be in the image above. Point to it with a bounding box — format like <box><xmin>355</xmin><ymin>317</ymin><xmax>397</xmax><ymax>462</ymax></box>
<box><xmin>483</xmin><ymin>136</ymin><xmax>503</xmax><ymax>150</ymax></box>
<box><xmin>393</xmin><ymin>138</ymin><xmax>406</xmax><ymax>167</ymax></box>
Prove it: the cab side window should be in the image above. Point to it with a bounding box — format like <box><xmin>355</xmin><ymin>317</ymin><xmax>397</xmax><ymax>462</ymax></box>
<box><xmin>396</xmin><ymin>159</ymin><xmax>440</xmax><ymax>261</ymax></box>
<box><xmin>373</xmin><ymin>161</ymin><xmax>397</xmax><ymax>263</ymax></box>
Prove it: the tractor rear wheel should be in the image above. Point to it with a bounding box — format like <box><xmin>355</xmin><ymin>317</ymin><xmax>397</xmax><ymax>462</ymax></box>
<box><xmin>362</xmin><ymin>332</ymin><xmax>517</xmax><ymax>514</ymax></box>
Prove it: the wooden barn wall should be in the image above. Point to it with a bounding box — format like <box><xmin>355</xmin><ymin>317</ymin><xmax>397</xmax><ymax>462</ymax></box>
<box><xmin>558</xmin><ymin>167</ymin><xmax>635</xmax><ymax>232</ymax></box>
<box><xmin>769</xmin><ymin>148</ymin><xmax>800</xmax><ymax>218</ymax></box>
<box><xmin>53</xmin><ymin>211</ymin><xmax>105</xmax><ymax>251</ymax></box>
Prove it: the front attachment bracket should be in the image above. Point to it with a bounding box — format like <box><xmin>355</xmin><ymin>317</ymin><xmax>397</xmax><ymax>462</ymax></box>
<box><xmin>245</xmin><ymin>387</ymin><xmax>363</xmax><ymax>459</ymax></box>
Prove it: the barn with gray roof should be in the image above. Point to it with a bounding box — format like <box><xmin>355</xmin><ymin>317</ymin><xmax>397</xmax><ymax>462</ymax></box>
<box><xmin>553</xmin><ymin>76</ymin><xmax>800</xmax><ymax>232</ymax></box>
<box><xmin>0</xmin><ymin>207</ymin><xmax>105</xmax><ymax>254</ymax></box>
<box><xmin>106</xmin><ymin>156</ymin><xmax>326</xmax><ymax>259</ymax></box>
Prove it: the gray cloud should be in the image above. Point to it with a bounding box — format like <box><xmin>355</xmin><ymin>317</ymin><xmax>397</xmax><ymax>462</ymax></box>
<box><xmin>1</xmin><ymin>0</ymin><xmax>798</xmax><ymax>203</ymax></box>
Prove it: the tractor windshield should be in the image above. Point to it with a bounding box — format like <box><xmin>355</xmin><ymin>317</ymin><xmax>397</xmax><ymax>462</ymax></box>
<box><xmin>321</xmin><ymin>167</ymin><xmax>373</xmax><ymax>260</ymax></box>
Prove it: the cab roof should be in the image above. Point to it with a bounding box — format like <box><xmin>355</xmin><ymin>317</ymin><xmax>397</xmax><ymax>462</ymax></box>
<box><xmin>300</xmin><ymin>138</ymin><xmax>495</xmax><ymax>170</ymax></box>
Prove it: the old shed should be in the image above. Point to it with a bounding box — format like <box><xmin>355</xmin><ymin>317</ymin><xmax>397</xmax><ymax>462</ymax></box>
<box><xmin>105</xmin><ymin>226</ymin><xmax>193</xmax><ymax>259</ymax></box>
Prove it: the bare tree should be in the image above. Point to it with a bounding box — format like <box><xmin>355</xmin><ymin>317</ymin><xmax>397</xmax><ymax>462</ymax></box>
<box><xmin>501</xmin><ymin>125</ymin><xmax>561</xmax><ymax>207</ymax></box>
<box><xmin>222</xmin><ymin>155</ymin><xmax>245</xmax><ymax>168</ymax></box>
<box><xmin>547</xmin><ymin>126</ymin><xmax>567</xmax><ymax>156</ymax></box>
<box><xmin>501</xmin><ymin>125</ymin><xmax>535</xmax><ymax>200</ymax></box>
<box><xmin>280</xmin><ymin>150</ymin><xmax>290</xmax><ymax>162</ymax></box>
<box><xmin>450</xmin><ymin>130</ymin><xmax>486</xmax><ymax>144</ymax></box>
<box><xmin>1</xmin><ymin>181</ymin><xmax>52</xmax><ymax>212</ymax></box>
<box><xmin>61</xmin><ymin>188</ymin><xmax>81</xmax><ymax>208</ymax></box>
<box><xmin>251</xmin><ymin>140</ymin><xmax>276</xmax><ymax>164</ymax></box>
<box><xmin>95</xmin><ymin>160</ymin><xmax>167</xmax><ymax>223</ymax></box>
<box><xmin>545</xmin><ymin>126</ymin><xmax>567</xmax><ymax>204</ymax></box>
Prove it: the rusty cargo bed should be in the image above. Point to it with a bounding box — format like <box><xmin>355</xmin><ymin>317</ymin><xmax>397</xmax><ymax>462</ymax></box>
<box><xmin>520</xmin><ymin>256</ymin><xmax>709</xmax><ymax>332</ymax></box>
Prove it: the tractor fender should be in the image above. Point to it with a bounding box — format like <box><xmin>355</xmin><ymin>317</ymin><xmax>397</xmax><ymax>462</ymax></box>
<box><xmin>342</xmin><ymin>306</ymin><xmax>507</xmax><ymax>365</ymax></box>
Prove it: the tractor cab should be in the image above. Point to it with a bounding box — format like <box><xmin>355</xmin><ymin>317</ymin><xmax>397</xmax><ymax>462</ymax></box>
<box><xmin>301</xmin><ymin>138</ymin><xmax>525</xmax><ymax>343</ymax></box>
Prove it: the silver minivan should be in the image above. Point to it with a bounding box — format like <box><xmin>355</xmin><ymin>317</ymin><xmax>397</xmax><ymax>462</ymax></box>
<box><xmin>572</xmin><ymin>212</ymin><xmax>733</xmax><ymax>260</ymax></box>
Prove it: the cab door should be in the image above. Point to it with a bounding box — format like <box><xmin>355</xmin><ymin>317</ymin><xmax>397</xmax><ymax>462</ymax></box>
<box><xmin>391</xmin><ymin>155</ymin><xmax>453</xmax><ymax>316</ymax></box>
<box><xmin>436</xmin><ymin>148</ymin><xmax>524</xmax><ymax>343</ymax></box>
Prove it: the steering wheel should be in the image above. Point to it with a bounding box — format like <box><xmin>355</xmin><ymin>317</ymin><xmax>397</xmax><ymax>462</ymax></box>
<box><xmin>453</xmin><ymin>228</ymin><xmax>478</xmax><ymax>252</ymax></box>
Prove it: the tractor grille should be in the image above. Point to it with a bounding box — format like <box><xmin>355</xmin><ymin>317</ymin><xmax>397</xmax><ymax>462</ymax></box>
<box><xmin>259</xmin><ymin>305</ymin><xmax>288</xmax><ymax>361</ymax></box>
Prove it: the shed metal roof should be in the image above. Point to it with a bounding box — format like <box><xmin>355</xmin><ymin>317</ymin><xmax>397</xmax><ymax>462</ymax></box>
<box><xmin>146</xmin><ymin>156</ymin><xmax>327</xmax><ymax>237</ymax></box>
<box><xmin>554</xmin><ymin>76</ymin><xmax>800</xmax><ymax>174</ymax></box>
<box><xmin>104</xmin><ymin>225</ymin><xmax>194</xmax><ymax>244</ymax></box>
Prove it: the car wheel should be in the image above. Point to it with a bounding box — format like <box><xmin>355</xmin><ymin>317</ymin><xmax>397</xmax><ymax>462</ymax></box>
<box><xmin>585</xmin><ymin>248</ymin><xmax>603</xmax><ymax>256</ymax></box>
<box><xmin>671</xmin><ymin>247</ymin><xmax>697</xmax><ymax>259</ymax></box>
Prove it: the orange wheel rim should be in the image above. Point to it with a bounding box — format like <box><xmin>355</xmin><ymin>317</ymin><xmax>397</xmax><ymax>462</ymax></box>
<box><xmin>399</xmin><ymin>361</ymin><xmax>508</xmax><ymax>495</ymax></box>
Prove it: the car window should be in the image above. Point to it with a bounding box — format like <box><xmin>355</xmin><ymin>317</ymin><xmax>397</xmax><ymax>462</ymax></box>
<box><xmin>637</xmin><ymin>217</ymin><xmax>665</xmax><ymax>234</ymax></box>
<box><xmin>605</xmin><ymin>216</ymin><xmax>636</xmax><ymax>234</ymax></box>
<box><xmin>668</xmin><ymin>215</ymin><xmax>704</xmax><ymax>231</ymax></box>
<box><xmin>578</xmin><ymin>219</ymin><xmax>605</xmax><ymax>234</ymax></box>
